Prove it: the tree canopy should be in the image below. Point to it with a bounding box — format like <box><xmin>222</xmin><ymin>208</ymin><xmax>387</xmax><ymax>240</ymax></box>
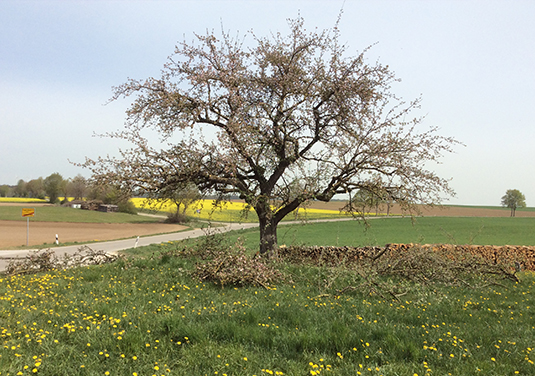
<box><xmin>501</xmin><ymin>189</ymin><xmax>526</xmax><ymax>217</ymax></box>
<box><xmin>83</xmin><ymin>16</ymin><xmax>459</xmax><ymax>254</ymax></box>
<box><xmin>44</xmin><ymin>173</ymin><xmax>64</xmax><ymax>204</ymax></box>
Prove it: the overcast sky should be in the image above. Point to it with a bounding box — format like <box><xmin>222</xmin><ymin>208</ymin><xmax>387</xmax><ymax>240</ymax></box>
<box><xmin>1</xmin><ymin>0</ymin><xmax>534</xmax><ymax>206</ymax></box>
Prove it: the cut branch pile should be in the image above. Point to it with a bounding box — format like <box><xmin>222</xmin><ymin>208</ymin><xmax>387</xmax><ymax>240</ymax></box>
<box><xmin>278</xmin><ymin>243</ymin><xmax>529</xmax><ymax>295</ymax></box>
<box><xmin>189</xmin><ymin>232</ymin><xmax>285</xmax><ymax>288</ymax></box>
<box><xmin>193</xmin><ymin>249</ymin><xmax>284</xmax><ymax>288</ymax></box>
<box><xmin>4</xmin><ymin>246</ymin><xmax>120</xmax><ymax>276</ymax></box>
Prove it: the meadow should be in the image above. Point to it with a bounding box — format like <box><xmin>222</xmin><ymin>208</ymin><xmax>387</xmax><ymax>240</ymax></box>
<box><xmin>1</xmin><ymin>218</ymin><xmax>535</xmax><ymax>375</ymax></box>
<box><xmin>261</xmin><ymin>216</ymin><xmax>535</xmax><ymax>248</ymax></box>
<box><xmin>157</xmin><ymin>217</ymin><xmax>535</xmax><ymax>252</ymax></box>
<box><xmin>0</xmin><ymin>245</ymin><xmax>533</xmax><ymax>376</ymax></box>
<box><xmin>1</xmin><ymin>199</ymin><xmax>535</xmax><ymax>374</ymax></box>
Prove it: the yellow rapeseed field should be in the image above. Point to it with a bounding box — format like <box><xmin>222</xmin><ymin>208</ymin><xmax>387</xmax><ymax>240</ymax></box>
<box><xmin>0</xmin><ymin>198</ymin><xmax>48</xmax><ymax>203</ymax></box>
<box><xmin>131</xmin><ymin>198</ymin><xmax>355</xmax><ymax>222</ymax></box>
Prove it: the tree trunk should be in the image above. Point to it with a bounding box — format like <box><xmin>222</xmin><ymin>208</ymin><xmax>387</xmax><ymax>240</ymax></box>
<box><xmin>257</xmin><ymin>209</ymin><xmax>278</xmax><ymax>256</ymax></box>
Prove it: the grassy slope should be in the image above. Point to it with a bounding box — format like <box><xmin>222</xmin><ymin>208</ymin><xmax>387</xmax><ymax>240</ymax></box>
<box><xmin>1</xmin><ymin>250</ymin><xmax>534</xmax><ymax>376</ymax></box>
<box><xmin>0</xmin><ymin>206</ymin><xmax>159</xmax><ymax>223</ymax></box>
<box><xmin>2</xmin><ymin>213</ymin><xmax>535</xmax><ymax>375</ymax></box>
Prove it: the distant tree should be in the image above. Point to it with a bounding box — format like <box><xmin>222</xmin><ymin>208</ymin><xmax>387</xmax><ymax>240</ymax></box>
<box><xmin>26</xmin><ymin>178</ymin><xmax>45</xmax><ymax>199</ymax></box>
<box><xmin>351</xmin><ymin>188</ymin><xmax>384</xmax><ymax>216</ymax></box>
<box><xmin>68</xmin><ymin>174</ymin><xmax>88</xmax><ymax>200</ymax></box>
<box><xmin>82</xmin><ymin>16</ymin><xmax>459</xmax><ymax>254</ymax></box>
<box><xmin>150</xmin><ymin>181</ymin><xmax>202</xmax><ymax>223</ymax></box>
<box><xmin>14</xmin><ymin>179</ymin><xmax>27</xmax><ymax>197</ymax></box>
<box><xmin>501</xmin><ymin>189</ymin><xmax>526</xmax><ymax>217</ymax></box>
<box><xmin>44</xmin><ymin>173</ymin><xmax>64</xmax><ymax>204</ymax></box>
<box><xmin>60</xmin><ymin>178</ymin><xmax>70</xmax><ymax>203</ymax></box>
<box><xmin>0</xmin><ymin>184</ymin><xmax>11</xmax><ymax>197</ymax></box>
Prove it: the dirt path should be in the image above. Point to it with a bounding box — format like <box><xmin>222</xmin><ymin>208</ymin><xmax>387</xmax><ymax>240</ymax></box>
<box><xmin>0</xmin><ymin>221</ymin><xmax>187</xmax><ymax>248</ymax></box>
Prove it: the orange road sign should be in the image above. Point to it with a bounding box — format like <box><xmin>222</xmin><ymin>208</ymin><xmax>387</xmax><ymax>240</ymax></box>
<box><xmin>22</xmin><ymin>208</ymin><xmax>35</xmax><ymax>217</ymax></box>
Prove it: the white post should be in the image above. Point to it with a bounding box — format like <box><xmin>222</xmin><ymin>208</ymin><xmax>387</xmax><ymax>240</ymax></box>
<box><xmin>135</xmin><ymin>236</ymin><xmax>139</xmax><ymax>248</ymax></box>
<box><xmin>26</xmin><ymin>217</ymin><xmax>29</xmax><ymax>246</ymax></box>
<box><xmin>55</xmin><ymin>234</ymin><xmax>59</xmax><ymax>245</ymax></box>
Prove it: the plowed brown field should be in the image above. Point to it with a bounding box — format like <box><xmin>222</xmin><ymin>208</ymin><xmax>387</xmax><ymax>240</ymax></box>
<box><xmin>0</xmin><ymin>221</ymin><xmax>187</xmax><ymax>249</ymax></box>
<box><xmin>307</xmin><ymin>202</ymin><xmax>535</xmax><ymax>218</ymax></box>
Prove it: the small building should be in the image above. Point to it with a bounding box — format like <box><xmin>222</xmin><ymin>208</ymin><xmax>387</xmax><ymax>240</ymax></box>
<box><xmin>64</xmin><ymin>200</ymin><xmax>84</xmax><ymax>209</ymax></box>
<box><xmin>81</xmin><ymin>200</ymin><xmax>103</xmax><ymax>211</ymax></box>
<box><xmin>98</xmin><ymin>204</ymin><xmax>119</xmax><ymax>213</ymax></box>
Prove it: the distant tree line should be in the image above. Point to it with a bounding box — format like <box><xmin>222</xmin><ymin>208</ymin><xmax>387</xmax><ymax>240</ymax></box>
<box><xmin>0</xmin><ymin>173</ymin><xmax>136</xmax><ymax>214</ymax></box>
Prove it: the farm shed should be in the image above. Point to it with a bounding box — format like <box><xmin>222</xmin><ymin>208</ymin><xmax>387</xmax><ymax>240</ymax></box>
<box><xmin>65</xmin><ymin>200</ymin><xmax>84</xmax><ymax>209</ymax></box>
<box><xmin>98</xmin><ymin>204</ymin><xmax>118</xmax><ymax>213</ymax></box>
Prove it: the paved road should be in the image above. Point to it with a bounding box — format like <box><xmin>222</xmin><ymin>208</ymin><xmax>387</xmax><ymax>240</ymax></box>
<box><xmin>0</xmin><ymin>222</ymin><xmax>259</xmax><ymax>273</ymax></box>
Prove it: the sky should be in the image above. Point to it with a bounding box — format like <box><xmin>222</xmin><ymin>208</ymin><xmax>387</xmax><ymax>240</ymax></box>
<box><xmin>1</xmin><ymin>0</ymin><xmax>534</xmax><ymax>206</ymax></box>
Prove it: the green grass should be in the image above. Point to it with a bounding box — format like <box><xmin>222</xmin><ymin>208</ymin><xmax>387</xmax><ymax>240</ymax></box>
<box><xmin>122</xmin><ymin>217</ymin><xmax>535</xmax><ymax>260</ymax></box>
<box><xmin>0</xmin><ymin>206</ymin><xmax>160</xmax><ymax>223</ymax></box>
<box><xmin>1</xmin><ymin>245</ymin><xmax>534</xmax><ymax>376</ymax></box>
<box><xmin>2</xmin><ymin>216</ymin><xmax>535</xmax><ymax>374</ymax></box>
<box><xmin>198</xmin><ymin>217</ymin><xmax>535</xmax><ymax>252</ymax></box>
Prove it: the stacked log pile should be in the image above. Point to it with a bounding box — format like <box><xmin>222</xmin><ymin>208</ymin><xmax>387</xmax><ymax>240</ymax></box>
<box><xmin>278</xmin><ymin>243</ymin><xmax>535</xmax><ymax>271</ymax></box>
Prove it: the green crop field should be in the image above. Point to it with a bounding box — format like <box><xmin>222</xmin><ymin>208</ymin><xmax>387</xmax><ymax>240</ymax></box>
<box><xmin>212</xmin><ymin>217</ymin><xmax>535</xmax><ymax>251</ymax></box>
<box><xmin>0</xmin><ymin>206</ymin><xmax>159</xmax><ymax>224</ymax></box>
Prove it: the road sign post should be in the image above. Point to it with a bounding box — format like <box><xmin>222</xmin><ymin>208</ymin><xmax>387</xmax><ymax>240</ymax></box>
<box><xmin>22</xmin><ymin>208</ymin><xmax>35</xmax><ymax>246</ymax></box>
